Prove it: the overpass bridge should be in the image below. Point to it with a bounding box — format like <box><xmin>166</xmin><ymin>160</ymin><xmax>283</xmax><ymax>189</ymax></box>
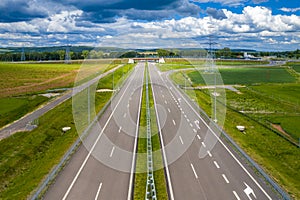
<box><xmin>128</xmin><ymin>57</ymin><xmax>165</xmax><ymax>63</ymax></box>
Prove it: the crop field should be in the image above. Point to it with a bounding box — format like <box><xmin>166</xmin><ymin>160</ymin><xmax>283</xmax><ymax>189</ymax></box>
<box><xmin>168</xmin><ymin>62</ymin><xmax>300</xmax><ymax>199</ymax></box>
<box><xmin>0</xmin><ymin>60</ymin><xmax>124</xmax><ymax>98</ymax></box>
<box><xmin>0</xmin><ymin>60</ymin><xmax>125</xmax><ymax>129</ymax></box>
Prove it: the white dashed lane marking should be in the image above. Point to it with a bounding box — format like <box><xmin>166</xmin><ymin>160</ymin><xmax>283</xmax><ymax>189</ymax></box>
<box><xmin>172</xmin><ymin>119</ymin><xmax>176</xmax><ymax>126</ymax></box>
<box><xmin>179</xmin><ymin>136</ymin><xmax>184</xmax><ymax>144</ymax></box>
<box><xmin>202</xmin><ymin>142</ymin><xmax>206</xmax><ymax>148</ymax></box>
<box><xmin>207</xmin><ymin>151</ymin><xmax>212</xmax><ymax>157</ymax></box>
<box><xmin>118</xmin><ymin>126</ymin><xmax>122</xmax><ymax>133</ymax></box>
<box><xmin>233</xmin><ymin>191</ymin><xmax>241</xmax><ymax>200</ymax></box>
<box><xmin>190</xmin><ymin>163</ymin><xmax>198</xmax><ymax>179</ymax></box>
<box><xmin>110</xmin><ymin>146</ymin><xmax>115</xmax><ymax>157</ymax></box>
<box><xmin>214</xmin><ymin>161</ymin><xmax>220</xmax><ymax>169</ymax></box>
<box><xmin>222</xmin><ymin>174</ymin><xmax>230</xmax><ymax>183</ymax></box>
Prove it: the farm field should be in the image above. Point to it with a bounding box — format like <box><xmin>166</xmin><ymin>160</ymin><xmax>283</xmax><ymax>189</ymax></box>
<box><xmin>166</xmin><ymin>61</ymin><xmax>300</xmax><ymax>199</ymax></box>
<box><xmin>0</xmin><ymin>60</ymin><xmax>124</xmax><ymax>129</ymax></box>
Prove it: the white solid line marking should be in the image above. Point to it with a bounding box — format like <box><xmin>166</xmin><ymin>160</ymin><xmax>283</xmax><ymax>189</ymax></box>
<box><xmin>110</xmin><ymin>146</ymin><xmax>115</xmax><ymax>157</ymax></box>
<box><xmin>207</xmin><ymin>150</ymin><xmax>212</xmax><ymax>157</ymax></box>
<box><xmin>94</xmin><ymin>182</ymin><xmax>102</xmax><ymax>200</ymax></box>
<box><xmin>172</xmin><ymin>119</ymin><xmax>176</xmax><ymax>125</ymax></box>
<box><xmin>168</xmin><ymin>108</ymin><xmax>171</xmax><ymax>113</ymax></box>
<box><xmin>190</xmin><ymin>163</ymin><xmax>198</xmax><ymax>179</ymax></box>
<box><xmin>165</xmin><ymin>100</ymin><xmax>167</xmax><ymax>104</ymax></box>
<box><xmin>214</xmin><ymin>161</ymin><xmax>220</xmax><ymax>169</ymax></box>
<box><xmin>123</xmin><ymin>113</ymin><xmax>127</xmax><ymax>118</ymax></box>
<box><xmin>179</xmin><ymin>136</ymin><xmax>184</xmax><ymax>144</ymax></box>
<box><xmin>222</xmin><ymin>174</ymin><xmax>230</xmax><ymax>183</ymax></box>
<box><xmin>233</xmin><ymin>191</ymin><xmax>241</xmax><ymax>200</ymax></box>
<box><xmin>118</xmin><ymin>126</ymin><xmax>122</xmax><ymax>133</ymax></box>
<box><xmin>202</xmin><ymin>142</ymin><xmax>206</xmax><ymax>148</ymax></box>
<box><xmin>193</xmin><ymin>129</ymin><xmax>197</xmax><ymax>133</ymax></box>
<box><xmin>197</xmin><ymin>135</ymin><xmax>201</xmax><ymax>140</ymax></box>
<box><xmin>190</xmin><ymin>123</ymin><xmax>193</xmax><ymax>127</ymax></box>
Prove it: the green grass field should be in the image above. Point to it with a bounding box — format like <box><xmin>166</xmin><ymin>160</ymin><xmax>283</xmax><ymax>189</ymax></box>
<box><xmin>0</xmin><ymin>61</ymin><xmax>123</xmax><ymax>98</ymax></box>
<box><xmin>0</xmin><ymin>95</ymin><xmax>48</xmax><ymax>128</ymax></box>
<box><xmin>188</xmin><ymin>67</ymin><xmax>296</xmax><ymax>85</ymax></box>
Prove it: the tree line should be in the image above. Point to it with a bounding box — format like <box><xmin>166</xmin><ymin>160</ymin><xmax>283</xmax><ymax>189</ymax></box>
<box><xmin>0</xmin><ymin>48</ymin><xmax>299</xmax><ymax>61</ymax></box>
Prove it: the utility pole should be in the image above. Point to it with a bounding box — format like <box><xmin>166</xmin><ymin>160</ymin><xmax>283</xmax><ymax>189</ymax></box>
<box><xmin>21</xmin><ymin>47</ymin><xmax>26</xmax><ymax>61</ymax></box>
<box><xmin>65</xmin><ymin>46</ymin><xmax>71</xmax><ymax>64</ymax></box>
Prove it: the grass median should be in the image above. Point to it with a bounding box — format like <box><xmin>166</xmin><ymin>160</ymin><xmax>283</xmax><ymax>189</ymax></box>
<box><xmin>134</xmin><ymin>64</ymin><xmax>168</xmax><ymax>200</ymax></box>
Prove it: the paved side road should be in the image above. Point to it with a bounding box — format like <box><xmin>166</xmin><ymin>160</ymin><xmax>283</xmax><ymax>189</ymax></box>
<box><xmin>0</xmin><ymin>65</ymin><xmax>123</xmax><ymax>140</ymax></box>
<box><xmin>43</xmin><ymin>63</ymin><xmax>145</xmax><ymax>200</ymax></box>
<box><xmin>148</xmin><ymin>63</ymin><xmax>279</xmax><ymax>200</ymax></box>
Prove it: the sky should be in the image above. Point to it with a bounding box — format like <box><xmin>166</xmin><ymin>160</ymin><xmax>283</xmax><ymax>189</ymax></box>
<box><xmin>0</xmin><ymin>0</ymin><xmax>299</xmax><ymax>51</ymax></box>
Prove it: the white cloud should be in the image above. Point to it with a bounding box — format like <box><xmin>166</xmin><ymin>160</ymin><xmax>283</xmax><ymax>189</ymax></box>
<box><xmin>279</xmin><ymin>7</ymin><xmax>300</xmax><ymax>13</ymax></box>
<box><xmin>191</xmin><ymin>0</ymin><xmax>246</xmax><ymax>7</ymax></box>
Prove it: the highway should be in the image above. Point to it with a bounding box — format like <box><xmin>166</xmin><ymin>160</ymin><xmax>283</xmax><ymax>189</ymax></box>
<box><xmin>148</xmin><ymin>63</ymin><xmax>279</xmax><ymax>200</ymax></box>
<box><xmin>44</xmin><ymin>63</ymin><xmax>145</xmax><ymax>200</ymax></box>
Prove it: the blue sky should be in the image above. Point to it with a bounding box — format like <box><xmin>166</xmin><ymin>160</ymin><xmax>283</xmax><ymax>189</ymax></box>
<box><xmin>0</xmin><ymin>0</ymin><xmax>299</xmax><ymax>50</ymax></box>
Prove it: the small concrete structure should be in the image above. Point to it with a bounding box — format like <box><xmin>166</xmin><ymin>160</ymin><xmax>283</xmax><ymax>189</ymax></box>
<box><xmin>62</xmin><ymin>127</ymin><xmax>71</xmax><ymax>133</ymax></box>
<box><xmin>236</xmin><ymin>125</ymin><xmax>245</xmax><ymax>132</ymax></box>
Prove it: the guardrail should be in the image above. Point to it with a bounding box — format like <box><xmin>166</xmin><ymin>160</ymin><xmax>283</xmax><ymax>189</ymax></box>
<box><xmin>145</xmin><ymin>65</ymin><xmax>157</xmax><ymax>200</ymax></box>
<box><xmin>30</xmin><ymin>65</ymin><xmax>135</xmax><ymax>200</ymax></box>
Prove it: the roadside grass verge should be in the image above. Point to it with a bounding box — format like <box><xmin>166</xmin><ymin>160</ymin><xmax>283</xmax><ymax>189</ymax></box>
<box><xmin>134</xmin><ymin>64</ymin><xmax>168</xmax><ymax>200</ymax></box>
<box><xmin>0</xmin><ymin>95</ymin><xmax>48</xmax><ymax>128</ymax></box>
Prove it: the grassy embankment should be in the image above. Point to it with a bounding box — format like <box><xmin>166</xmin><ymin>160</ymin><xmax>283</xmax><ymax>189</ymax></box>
<box><xmin>169</xmin><ymin>63</ymin><xmax>300</xmax><ymax>199</ymax></box>
<box><xmin>134</xmin><ymin>64</ymin><xmax>168</xmax><ymax>200</ymax></box>
<box><xmin>0</xmin><ymin>63</ymin><xmax>133</xmax><ymax>199</ymax></box>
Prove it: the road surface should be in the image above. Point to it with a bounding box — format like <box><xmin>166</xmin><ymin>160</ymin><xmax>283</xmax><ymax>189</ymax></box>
<box><xmin>44</xmin><ymin>63</ymin><xmax>145</xmax><ymax>200</ymax></box>
<box><xmin>148</xmin><ymin>63</ymin><xmax>279</xmax><ymax>200</ymax></box>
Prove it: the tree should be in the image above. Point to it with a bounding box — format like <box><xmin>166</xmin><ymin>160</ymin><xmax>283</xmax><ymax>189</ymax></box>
<box><xmin>82</xmin><ymin>50</ymin><xmax>89</xmax><ymax>59</ymax></box>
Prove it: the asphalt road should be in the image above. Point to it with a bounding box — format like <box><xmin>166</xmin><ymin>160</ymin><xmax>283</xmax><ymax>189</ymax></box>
<box><xmin>44</xmin><ymin>63</ymin><xmax>145</xmax><ymax>200</ymax></box>
<box><xmin>0</xmin><ymin>64</ymin><xmax>123</xmax><ymax>140</ymax></box>
<box><xmin>148</xmin><ymin>63</ymin><xmax>279</xmax><ymax>200</ymax></box>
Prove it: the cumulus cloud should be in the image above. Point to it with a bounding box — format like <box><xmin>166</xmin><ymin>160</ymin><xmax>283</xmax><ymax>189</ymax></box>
<box><xmin>206</xmin><ymin>7</ymin><xmax>227</xmax><ymax>19</ymax></box>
